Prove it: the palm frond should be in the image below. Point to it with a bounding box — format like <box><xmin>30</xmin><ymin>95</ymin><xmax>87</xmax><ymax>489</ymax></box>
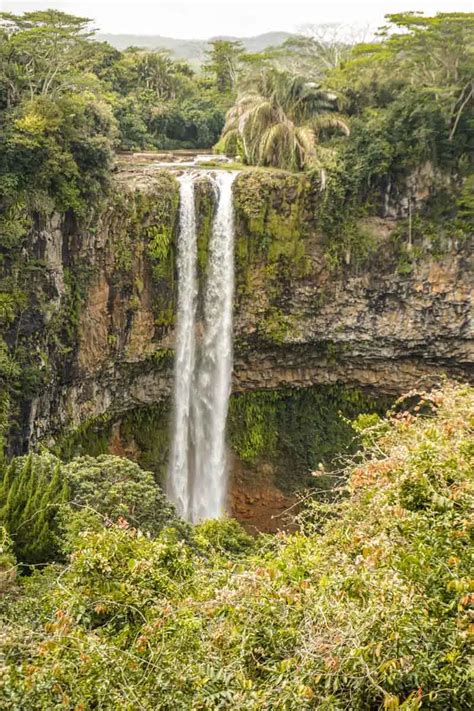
<box><xmin>258</xmin><ymin>121</ymin><xmax>289</xmax><ymax>167</ymax></box>
<box><xmin>218</xmin><ymin>128</ymin><xmax>240</xmax><ymax>155</ymax></box>
<box><xmin>243</xmin><ymin>100</ymin><xmax>274</xmax><ymax>138</ymax></box>
<box><xmin>294</xmin><ymin>125</ymin><xmax>317</xmax><ymax>169</ymax></box>
<box><xmin>311</xmin><ymin>113</ymin><xmax>350</xmax><ymax>136</ymax></box>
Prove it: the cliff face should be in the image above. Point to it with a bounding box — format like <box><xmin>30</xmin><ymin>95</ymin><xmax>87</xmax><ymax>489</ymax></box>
<box><xmin>234</xmin><ymin>236</ymin><xmax>471</xmax><ymax>393</ymax></box>
<box><xmin>23</xmin><ymin>165</ymin><xmax>473</xmax><ymax>447</ymax></box>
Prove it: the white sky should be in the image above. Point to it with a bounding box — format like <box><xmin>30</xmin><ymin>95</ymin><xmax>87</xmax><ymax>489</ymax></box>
<box><xmin>1</xmin><ymin>0</ymin><xmax>472</xmax><ymax>38</ymax></box>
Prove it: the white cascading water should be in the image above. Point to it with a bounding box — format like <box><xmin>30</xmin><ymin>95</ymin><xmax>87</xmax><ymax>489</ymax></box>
<box><xmin>168</xmin><ymin>170</ymin><xmax>238</xmax><ymax>522</ymax></box>
<box><xmin>167</xmin><ymin>173</ymin><xmax>199</xmax><ymax>519</ymax></box>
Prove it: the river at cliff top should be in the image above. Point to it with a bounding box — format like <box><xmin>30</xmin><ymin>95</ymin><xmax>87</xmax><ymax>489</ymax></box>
<box><xmin>154</xmin><ymin>153</ymin><xmax>233</xmax><ymax>168</ymax></box>
<box><xmin>117</xmin><ymin>150</ymin><xmax>235</xmax><ymax>169</ymax></box>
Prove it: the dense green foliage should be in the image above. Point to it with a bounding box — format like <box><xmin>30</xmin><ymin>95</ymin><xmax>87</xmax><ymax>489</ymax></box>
<box><xmin>0</xmin><ymin>525</ymin><xmax>15</xmax><ymax>591</ymax></box>
<box><xmin>228</xmin><ymin>386</ymin><xmax>390</xmax><ymax>489</ymax></box>
<box><xmin>0</xmin><ymin>453</ymin><xmax>178</xmax><ymax>564</ymax></box>
<box><xmin>221</xmin><ymin>13</ymin><xmax>473</xmax><ymax>180</ymax></box>
<box><xmin>0</xmin><ymin>11</ymin><xmax>117</xmax><ymax>215</ymax></box>
<box><xmin>0</xmin><ymin>9</ymin><xmax>232</xmax><ymax>159</ymax></box>
<box><xmin>0</xmin><ymin>383</ymin><xmax>472</xmax><ymax>708</ymax></box>
<box><xmin>312</xmin><ymin>12</ymin><xmax>473</xmax><ymax>261</ymax></box>
<box><xmin>106</xmin><ymin>46</ymin><xmax>226</xmax><ymax>150</ymax></box>
<box><xmin>0</xmin><ymin>452</ymin><xmax>69</xmax><ymax>565</ymax></box>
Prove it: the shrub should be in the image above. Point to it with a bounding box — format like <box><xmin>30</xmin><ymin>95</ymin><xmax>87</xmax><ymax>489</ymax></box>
<box><xmin>62</xmin><ymin>454</ymin><xmax>178</xmax><ymax>534</ymax></box>
<box><xmin>193</xmin><ymin>517</ymin><xmax>256</xmax><ymax>556</ymax></box>
<box><xmin>0</xmin><ymin>452</ymin><xmax>69</xmax><ymax>565</ymax></box>
<box><xmin>1</xmin><ymin>383</ymin><xmax>472</xmax><ymax>709</ymax></box>
<box><xmin>0</xmin><ymin>526</ymin><xmax>16</xmax><ymax>592</ymax></box>
<box><xmin>0</xmin><ymin>453</ymin><xmax>180</xmax><ymax>564</ymax></box>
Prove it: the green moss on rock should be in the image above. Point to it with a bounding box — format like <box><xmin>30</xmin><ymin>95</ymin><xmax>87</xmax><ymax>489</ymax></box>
<box><xmin>232</xmin><ymin>170</ymin><xmax>313</xmax><ymax>343</ymax></box>
<box><xmin>55</xmin><ymin>384</ymin><xmax>391</xmax><ymax>496</ymax></box>
<box><xmin>233</xmin><ymin>170</ymin><xmax>310</xmax><ymax>280</ymax></box>
<box><xmin>194</xmin><ymin>176</ymin><xmax>216</xmax><ymax>273</ymax></box>
<box><xmin>105</xmin><ymin>172</ymin><xmax>180</xmax><ymax>333</ymax></box>
<box><xmin>228</xmin><ymin>385</ymin><xmax>392</xmax><ymax>491</ymax></box>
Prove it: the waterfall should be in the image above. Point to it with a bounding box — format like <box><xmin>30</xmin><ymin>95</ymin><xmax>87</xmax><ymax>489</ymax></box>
<box><xmin>167</xmin><ymin>173</ymin><xmax>199</xmax><ymax>518</ymax></box>
<box><xmin>168</xmin><ymin>171</ymin><xmax>238</xmax><ymax>522</ymax></box>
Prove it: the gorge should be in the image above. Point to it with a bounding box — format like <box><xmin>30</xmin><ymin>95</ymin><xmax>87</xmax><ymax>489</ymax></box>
<box><xmin>6</xmin><ymin>160</ymin><xmax>472</xmax><ymax>529</ymax></box>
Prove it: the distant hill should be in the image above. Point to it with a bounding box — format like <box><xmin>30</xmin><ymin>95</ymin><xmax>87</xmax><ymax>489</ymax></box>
<box><xmin>96</xmin><ymin>31</ymin><xmax>294</xmax><ymax>65</ymax></box>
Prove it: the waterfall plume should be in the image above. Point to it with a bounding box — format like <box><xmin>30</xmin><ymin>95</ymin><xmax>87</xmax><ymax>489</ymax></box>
<box><xmin>167</xmin><ymin>173</ymin><xmax>199</xmax><ymax>519</ymax></box>
<box><xmin>168</xmin><ymin>170</ymin><xmax>238</xmax><ymax>523</ymax></box>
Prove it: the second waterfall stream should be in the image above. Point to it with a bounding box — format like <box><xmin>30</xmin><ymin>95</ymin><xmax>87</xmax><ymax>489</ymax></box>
<box><xmin>167</xmin><ymin>170</ymin><xmax>238</xmax><ymax>522</ymax></box>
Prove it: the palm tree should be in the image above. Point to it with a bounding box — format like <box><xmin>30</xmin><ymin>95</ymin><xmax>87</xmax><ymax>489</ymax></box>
<box><xmin>218</xmin><ymin>68</ymin><xmax>349</xmax><ymax>171</ymax></box>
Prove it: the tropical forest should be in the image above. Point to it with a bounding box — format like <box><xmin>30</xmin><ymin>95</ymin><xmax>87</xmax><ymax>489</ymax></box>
<box><xmin>0</xmin><ymin>3</ymin><xmax>473</xmax><ymax>709</ymax></box>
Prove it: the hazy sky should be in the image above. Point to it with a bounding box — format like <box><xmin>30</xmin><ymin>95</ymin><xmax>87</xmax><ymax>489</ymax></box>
<box><xmin>1</xmin><ymin>0</ymin><xmax>472</xmax><ymax>38</ymax></box>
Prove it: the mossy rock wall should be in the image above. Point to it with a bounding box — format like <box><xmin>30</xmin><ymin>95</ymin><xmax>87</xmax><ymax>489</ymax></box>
<box><xmin>5</xmin><ymin>166</ymin><xmax>471</xmax><ymax>453</ymax></box>
<box><xmin>232</xmin><ymin>170</ymin><xmax>315</xmax><ymax>346</ymax></box>
<box><xmin>18</xmin><ymin>172</ymin><xmax>182</xmax><ymax>449</ymax></box>
<box><xmin>56</xmin><ymin>384</ymin><xmax>391</xmax><ymax>495</ymax></box>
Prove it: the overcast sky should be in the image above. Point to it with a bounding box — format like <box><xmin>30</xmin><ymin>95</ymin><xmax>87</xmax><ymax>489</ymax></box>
<box><xmin>1</xmin><ymin>0</ymin><xmax>472</xmax><ymax>38</ymax></box>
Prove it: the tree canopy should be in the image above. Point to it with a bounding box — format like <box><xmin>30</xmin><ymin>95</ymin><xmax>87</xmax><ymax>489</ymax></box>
<box><xmin>219</xmin><ymin>67</ymin><xmax>349</xmax><ymax>170</ymax></box>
